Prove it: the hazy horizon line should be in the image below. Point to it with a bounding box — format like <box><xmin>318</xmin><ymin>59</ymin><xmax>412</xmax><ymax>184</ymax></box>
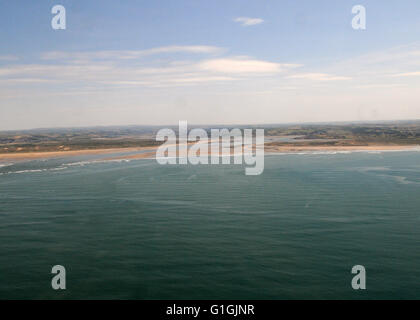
<box><xmin>2</xmin><ymin>118</ymin><xmax>420</xmax><ymax>133</ymax></box>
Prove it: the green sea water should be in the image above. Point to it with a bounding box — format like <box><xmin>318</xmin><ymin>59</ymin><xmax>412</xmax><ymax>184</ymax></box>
<box><xmin>0</xmin><ymin>151</ymin><xmax>419</xmax><ymax>299</ymax></box>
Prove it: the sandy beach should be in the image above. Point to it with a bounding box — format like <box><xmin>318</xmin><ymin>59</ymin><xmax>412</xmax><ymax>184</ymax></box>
<box><xmin>0</xmin><ymin>146</ymin><xmax>158</xmax><ymax>161</ymax></box>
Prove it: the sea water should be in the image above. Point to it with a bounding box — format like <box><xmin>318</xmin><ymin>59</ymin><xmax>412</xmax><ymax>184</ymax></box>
<box><xmin>0</xmin><ymin>151</ymin><xmax>419</xmax><ymax>299</ymax></box>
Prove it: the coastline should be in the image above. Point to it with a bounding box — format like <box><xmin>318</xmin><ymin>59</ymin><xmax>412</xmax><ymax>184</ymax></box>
<box><xmin>263</xmin><ymin>145</ymin><xmax>420</xmax><ymax>153</ymax></box>
<box><xmin>1</xmin><ymin>144</ymin><xmax>419</xmax><ymax>162</ymax></box>
<box><xmin>0</xmin><ymin>146</ymin><xmax>158</xmax><ymax>161</ymax></box>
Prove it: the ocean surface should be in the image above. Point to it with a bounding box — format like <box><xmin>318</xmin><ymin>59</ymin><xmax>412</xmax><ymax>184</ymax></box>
<box><xmin>0</xmin><ymin>151</ymin><xmax>419</xmax><ymax>299</ymax></box>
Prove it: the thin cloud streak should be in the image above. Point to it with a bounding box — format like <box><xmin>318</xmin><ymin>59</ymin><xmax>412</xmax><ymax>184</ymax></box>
<box><xmin>233</xmin><ymin>17</ymin><xmax>264</xmax><ymax>26</ymax></box>
<box><xmin>198</xmin><ymin>58</ymin><xmax>300</xmax><ymax>74</ymax></box>
<box><xmin>391</xmin><ymin>71</ymin><xmax>420</xmax><ymax>77</ymax></box>
<box><xmin>41</xmin><ymin>46</ymin><xmax>224</xmax><ymax>61</ymax></box>
<box><xmin>287</xmin><ymin>73</ymin><xmax>351</xmax><ymax>81</ymax></box>
<box><xmin>0</xmin><ymin>50</ymin><xmax>301</xmax><ymax>88</ymax></box>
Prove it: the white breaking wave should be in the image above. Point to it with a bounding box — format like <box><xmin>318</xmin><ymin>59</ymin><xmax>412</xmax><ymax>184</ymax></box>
<box><xmin>0</xmin><ymin>166</ymin><xmax>68</xmax><ymax>176</ymax></box>
<box><xmin>0</xmin><ymin>163</ymin><xmax>14</xmax><ymax>168</ymax></box>
<box><xmin>66</xmin><ymin>159</ymin><xmax>132</xmax><ymax>167</ymax></box>
<box><xmin>266</xmin><ymin>146</ymin><xmax>420</xmax><ymax>156</ymax></box>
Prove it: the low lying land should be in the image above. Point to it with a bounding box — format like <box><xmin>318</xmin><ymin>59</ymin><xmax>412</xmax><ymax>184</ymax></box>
<box><xmin>264</xmin><ymin>121</ymin><xmax>420</xmax><ymax>146</ymax></box>
<box><xmin>1</xmin><ymin>121</ymin><xmax>419</xmax><ymax>160</ymax></box>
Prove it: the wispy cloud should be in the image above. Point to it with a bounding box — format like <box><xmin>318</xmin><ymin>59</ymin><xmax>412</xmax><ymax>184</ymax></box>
<box><xmin>331</xmin><ymin>42</ymin><xmax>420</xmax><ymax>76</ymax></box>
<box><xmin>41</xmin><ymin>45</ymin><xmax>224</xmax><ymax>61</ymax></box>
<box><xmin>287</xmin><ymin>73</ymin><xmax>351</xmax><ymax>81</ymax></box>
<box><xmin>233</xmin><ymin>17</ymin><xmax>264</xmax><ymax>26</ymax></box>
<box><xmin>391</xmin><ymin>71</ymin><xmax>420</xmax><ymax>77</ymax></box>
<box><xmin>198</xmin><ymin>57</ymin><xmax>300</xmax><ymax>74</ymax></box>
<box><xmin>9</xmin><ymin>43</ymin><xmax>420</xmax><ymax>91</ymax></box>
<box><xmin>3</xmin><ymin>43</ymin><xmax>420</xmax><ymax>129</ymax></box>
<box><xmin>0</xmin><ymin>47</ymin><xmax>301</xmax><ymax>88</ymax></box>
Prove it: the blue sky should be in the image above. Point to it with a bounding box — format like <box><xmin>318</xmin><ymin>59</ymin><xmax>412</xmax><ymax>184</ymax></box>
<box><xmin>1</xmin><ymin>1</ymin><xmax>420</xmax><ymax>129</ymax></box>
